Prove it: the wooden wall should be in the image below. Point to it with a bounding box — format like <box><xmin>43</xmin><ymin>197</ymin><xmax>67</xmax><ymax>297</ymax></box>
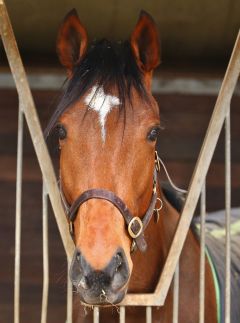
<box><xmin>0</xmin><ymin>88</ymin><xmax>239</xmax><ymax>322</ymax></box>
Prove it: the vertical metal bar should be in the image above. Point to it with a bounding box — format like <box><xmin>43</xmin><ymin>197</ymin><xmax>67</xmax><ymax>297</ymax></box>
<box><xmin>225</xmin><ymin>112</ymin><xmax>231</xmax><ymax>323</ymax></box>
<box><xmin>93</xmin><ymin>307</ymin><xmax>99</xmax><ymax>323</ymax></box>
<box><xmin>146</xmin><ymin>306</ymin><xmax>152</xmax><ymax>323</ymax></box>
<box><xmin>199</xmin><ymin>182</ymin><xmax>206</xmax><ymax>323</ymax></box>
<box><xmin>14</xmin><ymin>103</ymin><xmax>23</xmax><ymax>323</ymax></box>
<box><xmin>119</xmin><ymin>306</ymin><xmax>125</xmax><ymax>323</ymax></box>
<box><xmin>66</xmin><ymin>259</ymin><xmax>73</xmax><ymax>323</ymax></box>
<box><xmin>172</xmin><ymin>262</ymin><xmax>179</xmax><ymax>323</ymax></box>
<box><xmin>41</xmin><ymin>182</ymin><xmax>49</xmax><ymax>323</ymax></box>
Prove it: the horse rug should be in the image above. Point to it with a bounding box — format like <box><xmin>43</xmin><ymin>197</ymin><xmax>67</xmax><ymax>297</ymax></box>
<box><xmin>193</xmin><ymin>207</ymin><xmax>240</xmax><ymax>323</ymax></box>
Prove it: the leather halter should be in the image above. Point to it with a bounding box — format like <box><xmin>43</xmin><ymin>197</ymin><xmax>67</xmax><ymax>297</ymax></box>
<box><xmin>59</xmin><ymin>154</ymin><xmax>162</xmax><ymax>252</ymax></box>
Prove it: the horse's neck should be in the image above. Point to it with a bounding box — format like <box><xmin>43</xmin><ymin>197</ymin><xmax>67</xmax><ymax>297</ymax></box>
<box><xmin>128</xmin><ymin>190</ymin><xmax>217</xmax><ymax>322</ymax></box>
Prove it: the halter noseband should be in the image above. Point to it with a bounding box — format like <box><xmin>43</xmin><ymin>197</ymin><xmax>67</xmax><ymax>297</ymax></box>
<box><xmin>59</xmin><ymin>153</ymin><xmax>163</xmax><ymax>253</ymax></box>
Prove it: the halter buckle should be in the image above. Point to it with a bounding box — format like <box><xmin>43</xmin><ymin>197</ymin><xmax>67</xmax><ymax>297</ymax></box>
<box><xmin>128</xmin><ymin>217</ymin><xmax>143</xmax><ymax>239</ymax></box>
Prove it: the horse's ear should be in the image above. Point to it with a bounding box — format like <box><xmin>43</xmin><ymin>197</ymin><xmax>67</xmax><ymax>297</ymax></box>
<box><xmin>130</xmin><ymin>11</ymin><xmax>160</xmax><ymax>73</ymax></box>
<box><xmin>56</xmin><ymin>9</ymin><xmax>88</xmax><ymax>77</ymax></box>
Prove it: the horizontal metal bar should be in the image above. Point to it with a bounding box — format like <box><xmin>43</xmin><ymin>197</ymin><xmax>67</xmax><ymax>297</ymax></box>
<box><xmin>0</xmin><ymin>71</ymin><xmax>240</xmax><ymax>96</ymax></box>
<box><xmin>152</xmin><ymin>76</ymin><xmax>240</xmax><ymax>96</ymax></box>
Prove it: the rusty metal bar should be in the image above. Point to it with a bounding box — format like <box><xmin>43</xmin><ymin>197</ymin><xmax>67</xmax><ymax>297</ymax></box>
<box><xmin>199</xmin><ymin>182</ymin><xmax>206</xmax><ymax>323</ymax></box>
<box><xmin>119</xmin><ymin>306</ymin><xmax>125</xmax><ymax>323</ymax></box>
<box><xmin>172</xmin><ymin>263</ymin><xmax>179</xmax><ymax>323</ymax></box>
<box><xmin>66</xmin><ymin>259</ymin><xmax>73</xmax><ymax>323</ymax></box>
<box><xmin>152</xmin><ymin>30</ymin><xmax>240</xmax><ymax>307</ymax></box>
<box><xmin>0</xmin><ymin>0</ymin><xmax>74</xmax><ymax>261</ymax></box>
<box><xmin>120</xmin><ymin>30</ymin><xmax>240</xmax><ymax>307</ymax></box>
<box><xmin>41</xmin><ymin>182</ymin><xmax>49</xmax><ymax>323</ymax></box>
<box><xmin>225</xmin><ymin>112</ymin><xmax>231</xmax><ymax>323</ymax></box>
<box><xmin>93</xmin><ymin>307</ymin><xmax>99</xmax><ymax>323</ymax></box>
<box><xmin>146</xmin><ymin>306</ymin><xmax>152</xmax><ymax>323</ymax></box>
<box><xmin>14</xmin><ymin>103</ymin><xmax>23</xmax><ymax>323</ymax></box>
<box><xmin>2</xmin><ymin>70</ymin><xmax>240</xmax><ymax>96</ymax></box>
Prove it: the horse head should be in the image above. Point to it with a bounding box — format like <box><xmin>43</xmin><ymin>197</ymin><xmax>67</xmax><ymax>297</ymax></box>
<box><xmin>47</xmin><ymin>9</ymin><xmax>160</xmax><ymax>305</ymax></box>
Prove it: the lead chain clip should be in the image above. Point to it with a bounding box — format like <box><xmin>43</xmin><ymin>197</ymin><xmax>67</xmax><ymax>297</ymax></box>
<box><xmin>154</xmin><ymin>197</ymin><xmax>163</xmax><ymax>223</ymax></box>
<box><xmin>155</xmin><ymin>150</ymin><xmax>161</xmax><ymax>173</ymax></box>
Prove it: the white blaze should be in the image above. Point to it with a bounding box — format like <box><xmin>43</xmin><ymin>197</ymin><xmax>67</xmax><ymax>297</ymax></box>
<box><xmin>85</xmin><ymin>85</ymin><xmax>120</xmax><ymax>142</ymax></box>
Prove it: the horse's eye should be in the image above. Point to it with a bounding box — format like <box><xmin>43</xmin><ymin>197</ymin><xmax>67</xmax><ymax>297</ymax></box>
<box><xmin>147</xmin><ymin>127</ymin><xmax>160</xmax><ymax>142</ymax></box>
<box><xmin>56</xmin><ymin>124</ymin><xmax>67</xmax><ymax>140</ymax></box>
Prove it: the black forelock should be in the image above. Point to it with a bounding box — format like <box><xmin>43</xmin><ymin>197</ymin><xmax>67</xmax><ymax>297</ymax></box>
<box><xmin>44</xmin><ymin>39</ymin><xmax>149</xmax><ymax>138</ymax></box>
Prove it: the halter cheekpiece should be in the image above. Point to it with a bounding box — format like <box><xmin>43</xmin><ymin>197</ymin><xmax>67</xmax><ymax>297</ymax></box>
<box><xmin>59</xmin><ymin>151</ymin><xmax>163</xmax><ymax>253</ymax></box>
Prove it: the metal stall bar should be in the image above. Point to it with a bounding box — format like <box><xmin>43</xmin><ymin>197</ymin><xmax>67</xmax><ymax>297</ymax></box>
<box><xmin>146</xmin><ymin>306</ymin><xmax>152</xmax><ymax>323</ymax></box>
<box><xmin>120</xmin><ymin>30</ymin><xmax>240</xmax><ymax>307</ymax></box>
<box><xmin>199</xmin><ymin>183</ymin><xmax>206</xmax><ymax>323</ymax></box>
<box><xmin>41</xmin><ymin>182</ymin><xmax>49</xmax><ymax>323</ymax></box>
<box><xmin>0</xmin><ymin>3</ymin><xmax>238</xmax><ymax>322</ymax></box>
<box><xmin>14</xmin><ymin>103</ymin><xmax>24</xmax><ymax>323</ymax></box>
<box><xmin>153</xmin><ymin>30</ymin><xmax>240</xmax><ymax>307</ymax></box>
<box><xmin>225</xmin><ymin>112</ymin><xmax>231</xmax><ymax>323</ymax></box>
<box><xmin>172</xmin><ymin>263</ymin><xmax>179</xmax><ymax>323</ymax></box>
<box><xmin>66</xmin><ymin>259</ymin><xmax>73</xmax><ymax>323</ymax></box>
<box><xmin>0</xmin><ymin>0</ymin><xmax>74</xmax><ymax>261</ymax></box>
<box><xmin>0</xmin><ymin>2</ymin><xmax>74</xmax><ymax>322</ymax></box>
<box><xmin>119</xmin><ymin>306</ymin><xmax>125</xmax><ymax>323</ymax></box>
<box><xmin>93</xmin><ymin>307</ymin><xmax>100</xmax><ymax>323</ymax></box>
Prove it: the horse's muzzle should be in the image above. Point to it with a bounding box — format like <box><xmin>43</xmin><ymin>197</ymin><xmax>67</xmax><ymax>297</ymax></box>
<box><xmin>70</xmin><ymin>248</ymin><xmax>130</xmax><ymax>305</ymax></box>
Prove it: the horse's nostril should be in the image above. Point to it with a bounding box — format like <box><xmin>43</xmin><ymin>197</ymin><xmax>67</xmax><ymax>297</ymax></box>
<box><xmin>76</xmin><ymin>251</ymin><xmax>81</xmax><ymax>262</ymax></box>
<box><xmin>78</xmin><ymin>276</ymin><xmax>89</xmax><ymax>290</ymax></box>
<box><xmin>115</xmin><ymin>252</ymin><xmax>123</xmax><ymax>271</ymax></box>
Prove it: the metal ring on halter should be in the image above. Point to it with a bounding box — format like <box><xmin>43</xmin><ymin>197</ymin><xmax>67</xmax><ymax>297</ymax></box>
<box><xmin>155</xmin><ymin>197</ymin><xmax>163</xmax><ymax>212</ymax></box>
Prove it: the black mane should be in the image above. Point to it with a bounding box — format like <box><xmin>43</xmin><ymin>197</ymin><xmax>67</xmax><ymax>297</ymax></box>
<box><xmin>45</xmin><ymin>39</ymin><xmax>149</xmax><ymax>137</ymax></box>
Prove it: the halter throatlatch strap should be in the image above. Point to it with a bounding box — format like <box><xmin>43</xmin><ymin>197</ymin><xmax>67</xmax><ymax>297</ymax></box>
<box><xmin>59</xmin><ymin>168</ymin><xmax>159</xmax><ymax>253</ymax></box>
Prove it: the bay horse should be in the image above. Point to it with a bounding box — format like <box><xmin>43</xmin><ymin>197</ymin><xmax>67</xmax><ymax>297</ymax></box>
<box><xmin>46</xmin><ymin>9</ymin><xmax>217</xmax><ymax>323</ymax></box>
